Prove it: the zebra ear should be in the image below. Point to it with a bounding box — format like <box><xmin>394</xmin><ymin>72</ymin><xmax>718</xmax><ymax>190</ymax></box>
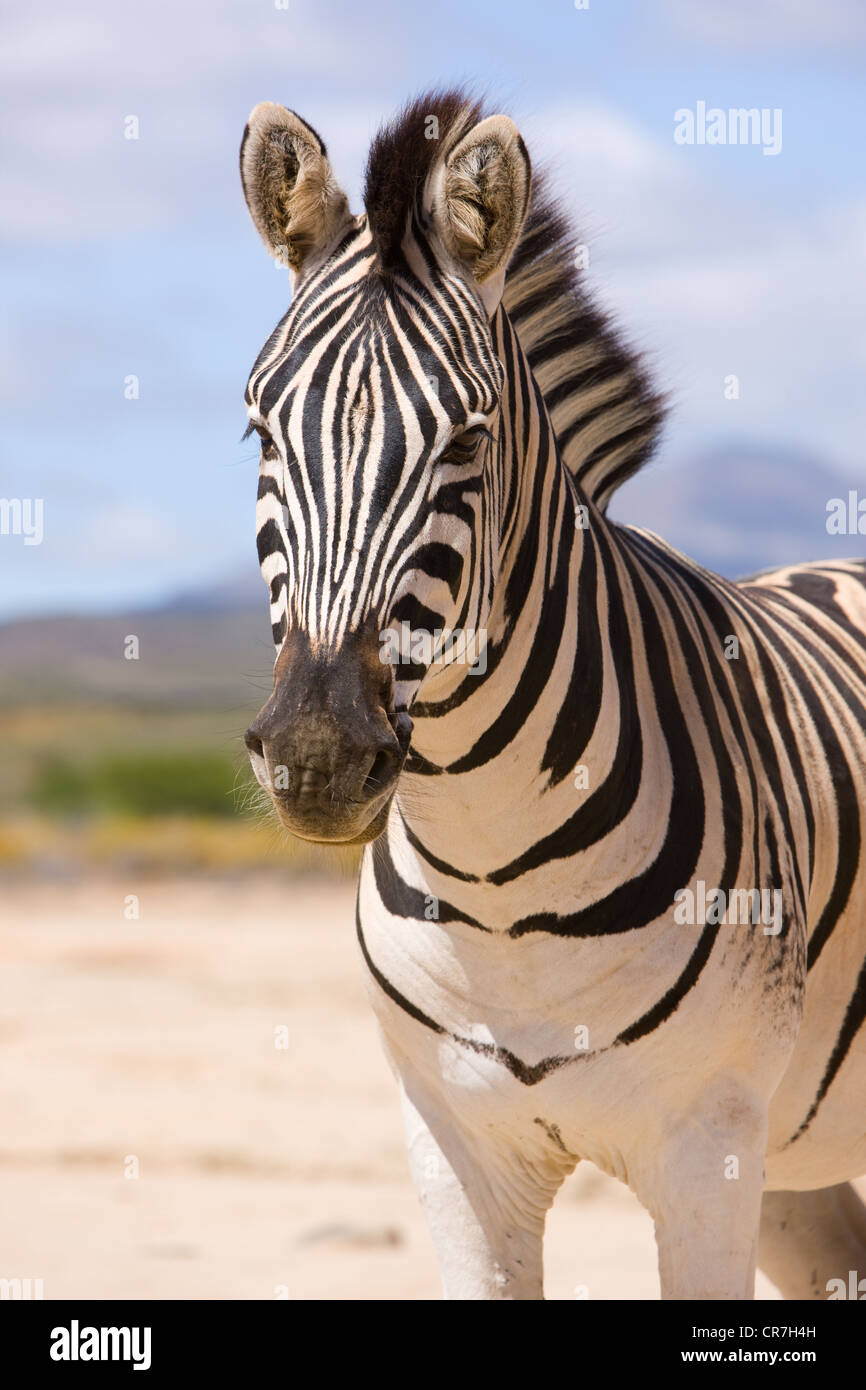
<box><xmin>240</xmin><ymin>103</ymin><xmax>351</xmax><ymax>280</ymax></box>
<box><xmin>432</xmin><ymin>115</ymin><xmax>531</xmax><ymax>314</ymax></box>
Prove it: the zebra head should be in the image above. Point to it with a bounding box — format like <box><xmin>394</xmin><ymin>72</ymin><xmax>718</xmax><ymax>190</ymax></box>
<box><xmin>240</xmin><ymin>95</ymin><xmax>531</xmax><ymax>844</ymax></box>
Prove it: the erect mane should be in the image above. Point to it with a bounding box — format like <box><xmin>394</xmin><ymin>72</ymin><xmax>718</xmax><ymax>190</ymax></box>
<box><xmin>364</xmin><ymin>88</ymin><xmax>666</xmax><ymax>512</ymax></box>
<box><xmin>364</xmin><ymin>89</ymin><xmax>484</xmax><ymax>269</ymax></box>
<box><xmin>502</xmin><ymin>174</ymin><xmax>665</xmax><ymax>512</ymax></box>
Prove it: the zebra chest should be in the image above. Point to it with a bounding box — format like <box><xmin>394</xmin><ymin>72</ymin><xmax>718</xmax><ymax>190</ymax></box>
<box><xmin>359</xmin><ymin>902</ymin><xmax>738</xmax><ymax>1137</ymax></box>
<box><xmin>355</xmin><ymin>839</ymin><xmax>806</xmax><ymax>1173</ymax></box>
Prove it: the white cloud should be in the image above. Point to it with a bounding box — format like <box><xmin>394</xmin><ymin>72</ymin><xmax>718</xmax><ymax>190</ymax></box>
<box><xmin>0</xmin><ymin>0</ymin><xmax>399</xmax><ymax>243</ymax></box>
<box><xmin>525</xmin><ymin>101</ymin><xmax>680</xmax><ymax>246</ymax></box>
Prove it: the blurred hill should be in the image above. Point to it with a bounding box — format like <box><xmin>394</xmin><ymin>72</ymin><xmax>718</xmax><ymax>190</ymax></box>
<box><xmin>0</xmin><ymin>569</ymin><xmax>272</xmax><ymax>709</ymax></box>
<box><xmin>611</xmin><ymin>442</ymin><xmax>858</xmax><ymax>575</ymax></box>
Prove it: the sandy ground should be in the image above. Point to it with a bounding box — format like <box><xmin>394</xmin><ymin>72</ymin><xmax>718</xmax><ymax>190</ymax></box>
<box><xmin>0</xmin><ymin>878</ymin><xmax>796</xmax><ymax>1300</ymax></box>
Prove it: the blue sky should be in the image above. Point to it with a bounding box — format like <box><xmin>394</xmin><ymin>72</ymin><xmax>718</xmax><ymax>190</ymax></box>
<box><xmin>1</xmin><ymin>0</ymin><xmax>864</xmax><ymax>618</ymax></box>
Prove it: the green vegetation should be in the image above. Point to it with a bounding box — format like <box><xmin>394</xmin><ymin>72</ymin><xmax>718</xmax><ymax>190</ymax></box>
<box><xmin>30</xmin><ymin>749</ymin><xmax>240</xmax><ymax>818</ymax></box>
<box><xmin>0</xmin><ymin>705</ymin><xmax>359</xmax><ymax>878</ymax></box>
<box><xmin>1</xmin><ymin>706</ymin><xmax>253</xmax><ymax>818</ymax></box>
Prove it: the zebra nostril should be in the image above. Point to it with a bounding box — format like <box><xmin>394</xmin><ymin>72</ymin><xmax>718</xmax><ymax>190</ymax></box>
<box><xmin>389</xmin><ymin>709</ymin><xmax>413</xmax><ymax>754</ymax></box>
<box><xmin>362</xmin><ymin>745</ymin><xmax>400</xmax><ymax>800</ymax></box>
<box><xmin>245</xmin><ymin>727</ymin><xmax>264</xmax><ymax>759</ymax></box>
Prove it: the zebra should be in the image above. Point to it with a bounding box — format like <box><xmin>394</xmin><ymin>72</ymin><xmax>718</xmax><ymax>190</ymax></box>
<box><xmin>238</xmin><ymin>89</ymin><xmax>866</xmax><ymax>1300</ymax></box>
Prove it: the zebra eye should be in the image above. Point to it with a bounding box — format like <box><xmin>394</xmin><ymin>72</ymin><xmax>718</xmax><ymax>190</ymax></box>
<box><xmin>256</xmin><ymin>427</ymin><xmax>278</xmax><ymax>457</ymax></box>
<box><xmin>243</xmin><ymin>418</ymin><xmax>277</xmax><ymax>455</ymax></box>
<box><xmin>445</xmin><ymin>424</ymin><xmax>492</xmax><ymax>463</ymax></box>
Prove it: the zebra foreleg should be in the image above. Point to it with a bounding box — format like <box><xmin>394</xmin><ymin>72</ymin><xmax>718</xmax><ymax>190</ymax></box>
<box><xmin>758</xmin><ymin>1183</ymin><xmax>866</xmax><ymax>1299</ymax></box>
<box><xmin>633</xmin><ymin>1080</ymin><xmax>769</xmax><ymax>1299</ymax></box>
<box><xmin>398</xmin><ymin>1083</ymin><xmax>551</xmax><ymax>1300</ymax></box>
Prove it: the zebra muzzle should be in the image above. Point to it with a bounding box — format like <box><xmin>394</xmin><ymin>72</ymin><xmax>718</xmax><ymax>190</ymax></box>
<box><xmin>244</xmin><ymin>630</ymin><xmax>411</xmax><ymax>844</ymax></box>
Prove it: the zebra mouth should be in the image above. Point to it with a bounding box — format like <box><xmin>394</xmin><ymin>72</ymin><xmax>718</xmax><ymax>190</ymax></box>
<box><xmin>271</xmin><ymin>782</ymin><xmax>398</xmax><ymax>846</ymax></box>
<box><xmin>281</xmin><ymin>799</ymin><xmax>395</xmax><ymax>846</ymax></box>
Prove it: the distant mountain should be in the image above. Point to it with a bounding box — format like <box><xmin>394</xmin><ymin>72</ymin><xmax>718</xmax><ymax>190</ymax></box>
<box><xmin>610</xmin><ymin>443</ymin><xmax>862</xmax><ymax>578</ymax></box>
<box><xmin>156</xmin><ymin>568</ymin><xmax>265</xmax><ymax>615</ymax></box>
<box><xmin>0</xmin><ymin>570</ymin><xmax>273</xmax><ymax>709</ymax></box>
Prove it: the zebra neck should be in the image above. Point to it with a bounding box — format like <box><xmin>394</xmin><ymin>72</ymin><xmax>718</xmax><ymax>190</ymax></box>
<box><xmin>395</xmin><ymin>316</ymin><xmax>644</xmax><ymax>884</ymax></box>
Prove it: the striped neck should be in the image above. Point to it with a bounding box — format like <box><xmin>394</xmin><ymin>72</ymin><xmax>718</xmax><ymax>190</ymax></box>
<box><xmin>394</xmin><ymin>304</ymin><xmax>642</xmax><ymax>881</ymax></box>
